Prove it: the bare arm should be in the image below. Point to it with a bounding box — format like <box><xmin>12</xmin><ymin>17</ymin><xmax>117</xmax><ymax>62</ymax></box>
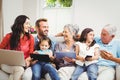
<box><xmin>48</xmin><ymin>50</ymin><xmax>55</xmax><ymax>61</ymax></box>
<box><xmin>55</xmin><ymin>32</ymin><xmax>63</xmax><ymax>37</ymax></box>
<box><xmin>101</xmin><ymin>50</ymin><xmax>120</xmax><ymax>64</ymax></box>
<box><xmin>75</xmin><ymin>44</ymin><xmax>85</xmax><ymax>62</ymax></box>
<box><xmin>92</xmin><ymin>47</ymin><xmax>99</xmax><ymax>60</ymax></box>
<box><xmin>111</xmin><ymin>57</ymin><xmax>120</xmax><ymax>64</ymax></box>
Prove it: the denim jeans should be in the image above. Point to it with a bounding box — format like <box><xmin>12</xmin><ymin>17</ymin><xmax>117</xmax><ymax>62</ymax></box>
<box><xmin>31</xmin><ymin>61</ymin><xmax>60</xmax><ymax>80</ymax></box>
<box><xmin>71</xmin><ymin>63</ymin><xmax>98</xmax><ymax>80</ymax></box>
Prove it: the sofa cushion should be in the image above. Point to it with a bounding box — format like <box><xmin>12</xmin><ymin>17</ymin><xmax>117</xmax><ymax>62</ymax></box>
<box><xmin>0</xmin><ymin>70</ymin><xmax>9</xmax><ymax>80</ymax></box>
<box><xmin>116</xmin><ymin>64</ymin><xmax>120</xmax><ymax>80</ymax></box>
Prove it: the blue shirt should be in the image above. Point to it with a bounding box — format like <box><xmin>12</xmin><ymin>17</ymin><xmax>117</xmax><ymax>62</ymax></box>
<box><xmin>95</xmin><ymin>37</ymin><xmax>120</xmax><ymax>67</ymax></box>
<box><xmin>36</xmin><ymin>49</ymin><xmax>51</xmax><ymax>54</ymax></box>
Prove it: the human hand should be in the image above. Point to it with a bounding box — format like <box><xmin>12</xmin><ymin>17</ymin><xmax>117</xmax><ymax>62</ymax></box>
<box><xmin>30</xmin><ymin>59</ymin><xmax>38</xmax><ymax>65</ymax></box>
<box><xmin>33</xmin><ymin>51</ymin><xmax>39</xmax><ymax>54</ymax></box>
<box><xmin>100</xmin><ymin>50</ymin><xmax>113</xmax><ymax>60</ymax></box>
<box><xmin>25</xmin><ymin>57</ymin><xmax>31</xmax><ymax>67</ymax></box>
<box><xmin>76</xmin><ymin>55</ymin><xmax>85</xmax><ymax>62</ymax></box>
<box><xmin>49</xmin><ymin>56</ymin><xmax>55</xmax><ymax>61</ymax></box>
<box><xmin>63</xmin><ymin>57</ymin><xmax>73</xmax><ymax>63</ymax></box>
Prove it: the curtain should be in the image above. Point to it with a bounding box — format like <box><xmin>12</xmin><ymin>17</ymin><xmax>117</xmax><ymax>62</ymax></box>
<box><xmin>0</xmin><ymin>0</ymin><xmax>4</xmax><ymax>42</ymax></box>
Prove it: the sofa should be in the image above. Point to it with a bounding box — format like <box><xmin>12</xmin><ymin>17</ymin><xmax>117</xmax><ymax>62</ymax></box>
<box><xmin>0</xmin><ymin>65</ymin><xmax>120</xmax><ymax>80</ymax></box>
<box><xmin>116</xmin><ymin>64</ymin><xmax>120</xmax><ymax>80</ymax></box>
<box><xmin>54</xmin><ymin>37</ymin><xmax>120</xmax><ymax>80</ymax></box>
<box><xmin>0</xmin><ymin>37</ymin><xmax>120</xmax><ymax>80</ymax></box>
<box><xmin>76</xmin><ymin>65</ymin><xmax>120</xmax><ymax>80</ymax></box>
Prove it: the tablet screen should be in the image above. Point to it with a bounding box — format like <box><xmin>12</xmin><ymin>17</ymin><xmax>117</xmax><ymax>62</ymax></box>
<box><xmin>30</xmin><ymin>54</ymin><xmax>51</xmax><ymax>62</ymax></box>
<box><xmin>55</xmin><ymin>52</ymin><xmax>76</xmax><ymax>59</ymax></box>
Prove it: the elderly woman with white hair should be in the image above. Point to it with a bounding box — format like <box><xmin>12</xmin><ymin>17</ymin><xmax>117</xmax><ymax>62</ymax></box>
<box><xmin>78</xmin><ymin>24</ymin><xmax>120</xmax><ymax>80</ymax></box>
<box><xmin>54</xmin><ymin>24</ymin><xmax>79</xmax><ymax>80</ymax></box>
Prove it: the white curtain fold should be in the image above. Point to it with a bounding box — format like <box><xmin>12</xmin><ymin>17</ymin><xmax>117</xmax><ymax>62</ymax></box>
<box><xmin>0</xmin><ymin>0</ymin><xmax>4</xmax><ymax>42</ymax></box>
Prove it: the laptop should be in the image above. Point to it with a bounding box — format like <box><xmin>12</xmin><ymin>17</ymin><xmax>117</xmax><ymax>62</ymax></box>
<box><xmin>30</xmin><ymin>54</ymin><xmax>51</xmax><ymax>62</ymax></box>
<box><xmin>55</xmin><ymin>52</ymin><xmax>76</xmax><ymax>59</ymax></box>
<box><xmin>0</xmin><ymin>49</ymin><xmax>25</xmax><ymax>66</ymax></box>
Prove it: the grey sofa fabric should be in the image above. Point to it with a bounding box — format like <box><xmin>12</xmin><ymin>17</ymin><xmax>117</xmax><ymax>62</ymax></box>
<box><xmin>116</xmin><ymin>64</ymin><xmax>120</xmax><ymax>80</ymax></box>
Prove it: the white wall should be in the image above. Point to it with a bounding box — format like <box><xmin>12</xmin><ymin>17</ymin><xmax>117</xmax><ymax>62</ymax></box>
<box><xmin>37</xmin><ymin>0</ymin><xmax>120</xmax><ymax>38</ymax></box>
<box><xmin>2</xmin><ymin>0</ymin><xmax>120</xmax><ymax>39</ymax></box>
<box><xmin>3</xmin><ymin>0</ymin><xmax>23</xmax><ymax>35</ymax></box>
<box><xmin>42</xmin><ymin>8</ymin><xmax>73</xmax><ymax>35</ymax></box>
<box><xmin>37</xmin><ymin>0</ymin><xmax>75</xmax><ymax>35</ymax></box>
<box><xmin>2</xmin><ymin>0</ymin><xmax>39</xmax><ymax>35</ymax></box>
<box><xmin>23</xmin><ymin>0</ymin><xmax>38</xmax><ymax>26</ymax></box>
<box><xmin>73</xmin><ymin>0</ymin><xmax>120</xmax><ymax>38</ymax></box>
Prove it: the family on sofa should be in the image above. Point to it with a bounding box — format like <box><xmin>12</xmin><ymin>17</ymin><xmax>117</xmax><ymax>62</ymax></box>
<box><xmin>0</xmin><ymin>15</ymin><xmax>120</xmax><ymax>80</ymax></box>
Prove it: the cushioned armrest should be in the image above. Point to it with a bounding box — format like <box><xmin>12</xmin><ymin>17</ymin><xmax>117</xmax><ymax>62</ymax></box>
<box><xmin>116</xmin><ymin>64</ymin><xmax>120</xmax><ymax>80</ymax></box>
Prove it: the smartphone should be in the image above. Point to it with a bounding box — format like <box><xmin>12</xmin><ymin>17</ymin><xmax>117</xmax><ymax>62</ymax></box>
<box><xmin>85</xmin><ymin>55</ymin><xmax>92</xmax><ymax>61</ymax></box>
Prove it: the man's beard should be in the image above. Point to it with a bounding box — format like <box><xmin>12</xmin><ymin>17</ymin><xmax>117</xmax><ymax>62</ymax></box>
<box><xmin>39</xmin><ymin>33</ymin><xmax>48</xmax><ymax>37</ymax></box>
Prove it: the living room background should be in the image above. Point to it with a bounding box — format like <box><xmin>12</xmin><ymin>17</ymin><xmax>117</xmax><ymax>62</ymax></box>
<box><xmin>1</xmin><ymin>0</ymin><xmax>120</xmax><ymax>40</ymax></box>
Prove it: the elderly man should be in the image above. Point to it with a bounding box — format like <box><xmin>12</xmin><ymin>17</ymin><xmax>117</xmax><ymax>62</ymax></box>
<box><xmin>78</xmin><ymin>24</ymin><xmax>120</xmax><ymax>80</ymax></box>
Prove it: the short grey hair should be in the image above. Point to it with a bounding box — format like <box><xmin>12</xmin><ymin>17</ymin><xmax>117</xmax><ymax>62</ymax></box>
<box><xmin>64</xmin><ymin>24</ymin><xmax>79</xmax><ymax>36</ymax></box>
<box><xmin>103</xmin><ymin>24</ymin><xmax>117</xmax><ymax>36</ymax></box>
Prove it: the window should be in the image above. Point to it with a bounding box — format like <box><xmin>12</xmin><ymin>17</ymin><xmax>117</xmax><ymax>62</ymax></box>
<box><xmin>38</xmin><ymin>0</ymin><xmax>73</xmax><ymax>35</ymax></box>
<box><xmin>44</xmin><ymin>0</ymin><xmax>73</xmax><ymax>8</ymax></box>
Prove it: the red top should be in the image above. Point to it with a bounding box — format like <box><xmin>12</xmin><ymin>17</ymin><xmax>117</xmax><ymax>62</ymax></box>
<box><xmin>0</xmin><ymin>33</ymin><xmax>34</xmax><ymax>59</ymax></box>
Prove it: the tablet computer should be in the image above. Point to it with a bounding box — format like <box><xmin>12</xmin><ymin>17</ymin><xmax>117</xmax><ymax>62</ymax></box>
<box><xmin>30</xmin><ymin>54</ymin><xmax>51</xmax><ymax>62</ymax></box>
<box><xmin>55</xmin><ymin>52</ymin><xmax>76</xmax><ymax>59</ymax></box>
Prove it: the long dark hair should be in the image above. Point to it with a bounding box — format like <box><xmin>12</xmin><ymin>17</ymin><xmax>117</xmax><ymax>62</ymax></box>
<box><xmin>10</xmin><ymin>15</ymin><xmax>30</xmax><ymax>50</ymax></box>
<box><xmin>36</xmin><ymin>37</ymin><xmax>52</xmax><ymax>50</ymax></box>
<box><xmin>79</xmin><ymin>28</ymin><xmax>96</xmax><ymax>47</ymax></box>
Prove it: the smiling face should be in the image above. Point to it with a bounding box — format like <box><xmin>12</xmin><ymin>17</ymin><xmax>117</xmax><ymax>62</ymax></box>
<box><xmin>23</xmin><ymin>18</ymin><xmax>30</xmax><ymax>33</ymax></box>
<box><xmin>86</xmin><ymin>31</ymin><xmax>94</xmax><ymax>43</ymax></box>
<box><xmin>39</xmin><ymin>40</ymin><xmax>50</xmax><ymax>50</ymax></box>
<box><xmin>101</xmin><ymin>29</ymin><xmax>113</xmax><ymax>44</ymax></box>
<box><xmin>62</xmin><ymin>27</ymin><xmax>73</xmax><ymax>41</ymax></box>
<box><xmin>36</xmin><ymin>21</ymin><xmax>49</xmax><ymax>37</ymax></box>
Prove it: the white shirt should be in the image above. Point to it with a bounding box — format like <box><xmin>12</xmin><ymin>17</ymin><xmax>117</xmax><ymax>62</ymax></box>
<box><xmin>75</xmin><ymin>42</ymin><xmax>99</xmax><ymax>66</ymax></box>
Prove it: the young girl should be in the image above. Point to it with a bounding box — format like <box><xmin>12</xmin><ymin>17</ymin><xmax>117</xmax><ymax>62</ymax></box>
<box><xmin>34</xmin><ymin>36</ymin><xmax>53</xmax><ymax>58</ymax></box>
<box><xmin>31</xmin><ymin>36</ymin><xmax>60</xmax><ymax>80</ymax></box>
<box><xmin>71</xmin><ymin>28</ymin><xmax>99</xmax><ymax>80</ymax></box>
